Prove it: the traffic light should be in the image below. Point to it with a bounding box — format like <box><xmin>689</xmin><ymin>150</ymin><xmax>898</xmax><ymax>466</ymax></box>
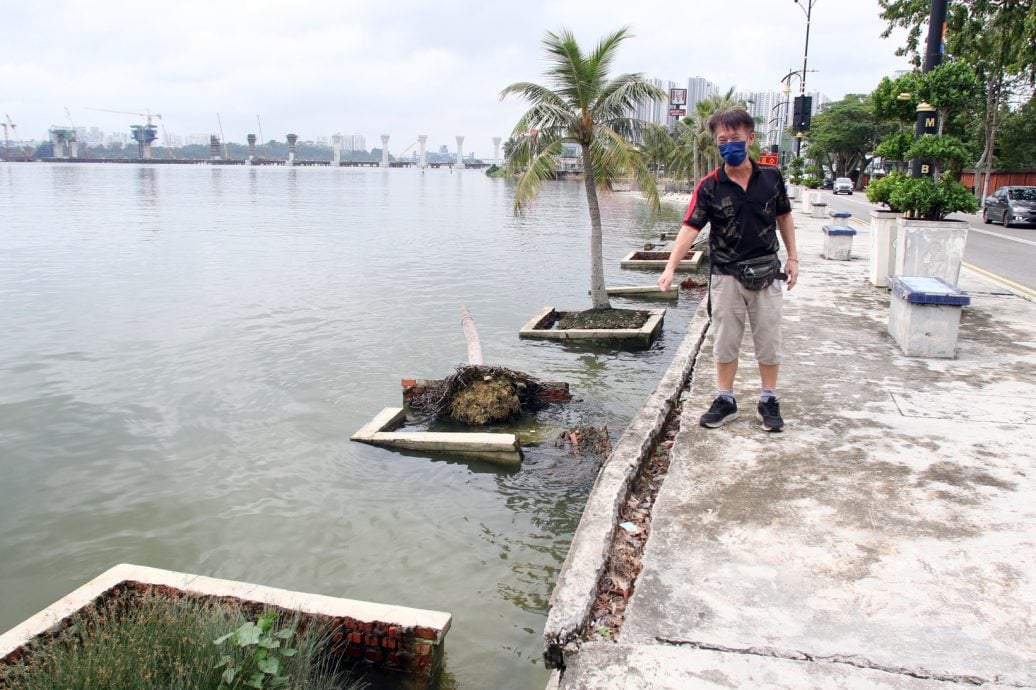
<box><xmin>792</xmin><ymin>95</ymin><xmax>812</xmax><ymax>133</ymax></box>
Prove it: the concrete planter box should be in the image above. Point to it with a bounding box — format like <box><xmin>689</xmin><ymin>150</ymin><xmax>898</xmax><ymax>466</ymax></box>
<box><xmin>519</xmin><ymin>307</ymin><xmax>664</xmax><ymax>346</ymax></box>
<box><xmin>895</xmin><ymin>217</ymin><xmax>969</xmax><ymax>285</ymax></box>
<box><xmin>0</xmin><ymin>564</ymin><xmax>451</xmax><ymax>684</ymax></box>
<box><xmin>887</xmin><ymin>275</ymin><xmax>971</xmax><ymax>358</ymax></box>
<box><xmin>619</xmin><ymin>250</ymin><xmax>702</xmax><ymax>271</ymax></box>
<box><xmin>869</xmin><ymin>209</ymin><xmax>901</xmax><ymax>287</ymax></box>
<box><xmin>822</xmin><ymin>224</ymin><xmax>856</xmax><ymax>260</ymax></box>
<box><xmin>801</xmin><ymin>191</ymin><xmax>814</xmax><ymax>214</ymax></box>
<box><xmin>811</xmin><ymin>201</ymin><xmax>828</xmax><ymax>219</ymax></box>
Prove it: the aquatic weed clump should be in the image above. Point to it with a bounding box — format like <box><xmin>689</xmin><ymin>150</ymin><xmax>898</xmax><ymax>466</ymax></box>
<box><xmin>409</xmin><ymin>364</ymin><xmax>551</xmax><ymax>426</ymax></box>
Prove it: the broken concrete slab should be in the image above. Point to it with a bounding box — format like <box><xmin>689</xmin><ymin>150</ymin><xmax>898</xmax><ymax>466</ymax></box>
<box><xmin>351</xmin><ymin>406</ymin><xmax>522</xmax><ymax>465</ymax></box>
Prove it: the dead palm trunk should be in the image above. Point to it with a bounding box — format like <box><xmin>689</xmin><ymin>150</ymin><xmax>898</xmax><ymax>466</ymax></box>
<box><xmin>582</xmin><ymin>144</ymin><xmax>610</xmax><ymax>309</ymax></box>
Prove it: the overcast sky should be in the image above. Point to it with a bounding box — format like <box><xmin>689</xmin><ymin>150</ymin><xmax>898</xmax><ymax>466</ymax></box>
<box><xmin>2</xmin><ymin>0</ymin><xmax>912</xmax><ymax>157</ymax></box>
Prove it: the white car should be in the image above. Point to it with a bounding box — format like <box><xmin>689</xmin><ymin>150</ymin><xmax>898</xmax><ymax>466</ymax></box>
<box><xmin>833</xmin><ymin>177</ymin><xmax>854</xmax><ymax>195</ymax></box>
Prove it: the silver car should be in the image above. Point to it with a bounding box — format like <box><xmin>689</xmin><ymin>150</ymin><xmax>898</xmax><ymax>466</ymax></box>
<box><xmin>983</xmin><ymin>186</ymin><xmax>1036</xmax><ymax>227</ymax></box>
<box><xmin>833</xmin><ymin>177</ymin><xmax>853</xmax><ymax>195</ymax></box>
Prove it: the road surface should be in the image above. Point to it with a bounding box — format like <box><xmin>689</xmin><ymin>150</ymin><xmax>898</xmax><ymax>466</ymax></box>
<box><xmin>816</xmin><ymin>189</ymin><xmax>1036</xmax><ymax>296</ymax></box>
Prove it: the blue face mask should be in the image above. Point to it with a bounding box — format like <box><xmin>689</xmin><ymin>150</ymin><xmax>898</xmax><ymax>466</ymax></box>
<box><xmin>719</xmin><ymin>140</ymin><xmax>748</xmax><ymax>166</ymax></box>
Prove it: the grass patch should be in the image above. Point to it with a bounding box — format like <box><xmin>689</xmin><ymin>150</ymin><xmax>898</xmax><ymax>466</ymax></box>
<box><xmin>0</xmin><ymin>591</ymin><xmax>365</xmax><ymax>690</ymax></box>
<box><xmin>555</xmin><ymin>308</ymin><xmax>650</xmax><ymax>330</ymax></box>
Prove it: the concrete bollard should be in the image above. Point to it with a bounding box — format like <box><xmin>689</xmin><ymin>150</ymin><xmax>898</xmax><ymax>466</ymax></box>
<box><xmin>887</xmin><ymin>275</ymin><xmax>970</xmax><ymax>358</ymax></box>
<box><xmin>811</xmin><ymin>201</ymin><xmax>828</xmax><ymax>219</ymax></box>
<box><xmin>822</xmin><ymin>224</ymin><xmax>856</xmax><ymax>260</ymax></box>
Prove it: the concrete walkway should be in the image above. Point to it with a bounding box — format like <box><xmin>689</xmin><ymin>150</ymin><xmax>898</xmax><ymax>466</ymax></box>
<box><xmin>551</xmin><ymin>207</ymin><xmax>1036</xmax><ymax>688</ymax></box>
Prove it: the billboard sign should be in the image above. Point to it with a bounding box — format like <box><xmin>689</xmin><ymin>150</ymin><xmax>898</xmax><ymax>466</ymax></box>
<box><xmin>758</xmin><ymin>152</ymin><xmax>779</xmax><ymax>166</ymax></box>
<box><xmin>669</xmin><ymin>88</ymin><xmax>687</xmax><ymax>106</ymax></box>
<box><xmin>669</xmin><ymin>108</ymin><xmax>687</xmax><ymax>117</ymax></box>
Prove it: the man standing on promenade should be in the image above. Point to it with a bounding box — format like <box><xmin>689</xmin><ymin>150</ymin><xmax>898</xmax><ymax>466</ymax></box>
<box><xmin>658</xmin><ymin>108</ymin><xmax>799</xmax><ymax>432</ymax></box>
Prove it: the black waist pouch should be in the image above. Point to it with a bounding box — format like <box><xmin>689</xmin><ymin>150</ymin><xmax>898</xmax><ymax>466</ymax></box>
<box><xmin>733</xmin><ymin>254</ymin><xmax>784</xmax><ymax>290</ymax></box>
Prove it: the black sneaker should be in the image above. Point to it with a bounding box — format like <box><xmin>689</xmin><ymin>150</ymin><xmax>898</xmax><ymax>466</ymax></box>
<box><xmin>757</xmin><ymin>398</ymin><xmax>784</xmax><ymax>432</ymax></box>
<box><xmin>700</xmin><ymin>396</ymin><xmax>738</xmax><ymax>428</ymax></box>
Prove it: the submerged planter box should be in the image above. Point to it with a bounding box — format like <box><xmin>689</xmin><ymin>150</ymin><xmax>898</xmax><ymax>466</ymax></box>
<box><xmin>887</xmin><ymin>275</ymin><xmax>970</xmax><ymax>358</ymax></box>
<box><xmin>619</xmin><ymin>250</ymin><xmax>702</xmax><ymax>271</ymax></box>
<box><xmin>0</xmin><ymin>564</ymin><xmax>451</xmax><ymax>684</ymax></box>
<box><xmin>605</xmin><ymin>285</ymin><xmax>679</xmax><ymax>300</ymax></box>
<box><xmin>518</xmin><ymin>307</ymin><xmax>664</xmax><ymax>346</ymax></box>
<box><xmin>895</xmin><ymin>217</ymin><xmax>969</xmax><ymax>285</ymax></box>
<box><xmin>351</xmin><ymin>407</ymin><xmax>523</xmax><ymax>465</ymax></box>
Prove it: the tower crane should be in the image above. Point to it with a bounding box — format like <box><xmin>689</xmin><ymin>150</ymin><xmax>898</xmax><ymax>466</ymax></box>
<box><xmin>85</xmin><ymin>107</ymin><xmax>161</xmax><ymax>125</ymax></box>
<box><xmin>2</xmin><ymin>114</ymin><xmax>15</xmax><ymax>161</ymax></box>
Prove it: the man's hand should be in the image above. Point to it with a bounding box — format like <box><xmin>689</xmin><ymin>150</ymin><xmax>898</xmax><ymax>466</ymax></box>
<box><xmin>785</xmin><ymin>260</ymin><xmax>798</xmax><ymax>290</ymax></box>
<box><xmin>658</xmin><ymin>269</ymin><xmax>675</xmax><ymax>292</ymax></box>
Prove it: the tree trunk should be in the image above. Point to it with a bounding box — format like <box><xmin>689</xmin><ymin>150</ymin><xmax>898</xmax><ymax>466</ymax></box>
<box><xmin>582</xmin><ymin>144</ymin><xmax>610</xmax><ymax>310</ymax></box>
<box><xmin>460</xmin><ymin>304</ymin><xmax>483</xmax><ymax>365</ymax></box>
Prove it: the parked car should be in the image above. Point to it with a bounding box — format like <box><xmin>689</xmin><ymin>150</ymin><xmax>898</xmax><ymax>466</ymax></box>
<box><xmin>820</xmin><ymin>178</ymin><xmax>834</xmax><ymax>190</ymax></box>
<box><xmin>983</xmin><ymin>186</ymin><xmax>1036</xmax><ymax>227</ymax></box>
<box><xmin>833</xmin><ymin>177</ymin><xmax>854</xmax><ymax>195</ymax></box>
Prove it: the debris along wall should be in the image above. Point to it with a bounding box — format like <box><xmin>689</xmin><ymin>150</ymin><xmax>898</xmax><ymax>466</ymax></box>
<box><xmin>542</xmin><ymin>298</ymin><xmax>711</xmax><ymax>668</ymax></box>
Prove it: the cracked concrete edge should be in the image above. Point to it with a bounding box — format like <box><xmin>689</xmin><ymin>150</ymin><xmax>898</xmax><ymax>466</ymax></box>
<box><xmin>654</xmin><ymin>639</ymin><xmax>999</xmax><ymax>687</ymax></box>
<box><xmin>542</xmin><ymin>297</ymin><xmax>711</xmax><ymax>669</ymax></box>
<box><xmin>556</xmin><ymin>642</ymin><xmax>1006</xmax><ymax>690</ymax></box>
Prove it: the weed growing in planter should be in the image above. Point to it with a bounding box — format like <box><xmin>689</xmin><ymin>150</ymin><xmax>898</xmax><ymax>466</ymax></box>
<box><xmin>213</xmin><ymin>611</ymin><xmax>299</xmax><ymax>689</ymax></box>
<box><xmin>0</xmin><ymin>592</ymin><xmax>364</xmax><ymax>690</ymax></box>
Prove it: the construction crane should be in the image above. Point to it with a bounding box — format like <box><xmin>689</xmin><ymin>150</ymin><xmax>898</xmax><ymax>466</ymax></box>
<box><xmin>85</xmin><ymin>106</ymin><xmax>161</xmax><ymax>125</ymax></box>
<box><xmin>64</xmin><ymin>107</ymin><xmax>83</xmax><ymax>158</ymax></box>
<box><xmin>84</xmin><ymin>107</ymin><xmax>169</xmax><ymax>159</ymax></box>
<box><xmin>2</xmin><ymin>114</ymin><xmax>15</xmax><ymax>161</ymax></box>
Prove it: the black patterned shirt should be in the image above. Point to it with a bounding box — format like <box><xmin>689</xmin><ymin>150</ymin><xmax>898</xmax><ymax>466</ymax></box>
<box><xmin>683</xmin><ymin>161</ymin><xmax>792</xmax><ymax>275</ymax></box>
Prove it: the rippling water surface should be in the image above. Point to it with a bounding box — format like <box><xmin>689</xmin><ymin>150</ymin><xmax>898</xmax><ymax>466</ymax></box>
<box><xmin>0</xmin><ymin>162</ymin><xmax>693</xmax><ymax>689</ymax></box>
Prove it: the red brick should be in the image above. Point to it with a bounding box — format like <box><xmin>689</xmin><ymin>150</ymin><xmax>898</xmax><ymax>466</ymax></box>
<box><xmin>414</xmin><ymin>626</ymin><xmax>438</xmax><ymax>640</ymax></box>
<box><xmin>360</xmin><ymin>622</ymin><xmax>373</xmax><ymax>633</ymax></box>
<box><xmin>382</xmin><ymin>637</ymin><xmax>396</xmax><ymax>649</ymax></box>
<box><xmin>388</xmin><ymin>626</ymin><xmax>399</xmax><ymax>638</ymax></box>
<box><xmin>347</xmin><ymin>648</ymin><xmax>362</xmax><ymax>658</ymax></box>
<box><xmin>364</xmin><ymin>650</ymin><xmax>384</xmax><ymax>663</ymax></box>
<box><xmin>347</xmin><ymin>632</ymin><xmax>362</xmax><ymax>645</ymax></box>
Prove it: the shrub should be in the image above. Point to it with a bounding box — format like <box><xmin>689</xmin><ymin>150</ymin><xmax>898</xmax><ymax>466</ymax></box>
<box><xmin>787</xmin><ymin>156</ymin><xmax>804</xmax><ymax>185</ymax></box>
<box><xmin>865</xmin><ymin>171</ymin><xmax>906</xmax><ymax>212</ymax></box>
<box><xmin>905</xmin><ymin>134</ymin><xmax>970</xmax><ymax>172</ymax></box>
<box><xmin>0</xmin><ymin>592</ymin><xmax>364</xmax><ymax>690</ymax></box>
<box><xmin>888</xmin><ymin>173</ymin><xmax>979</xmax><ymax>220</ymax></box>
<box><xmin>801</xmin><ymin>176</ymin><xmax>822</xmax><ymax>189</ymax></box>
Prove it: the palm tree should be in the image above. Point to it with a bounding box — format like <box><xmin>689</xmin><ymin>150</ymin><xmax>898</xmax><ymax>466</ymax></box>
<box><xmin>670</xmin><ymin>88</ymin><xmax>756</xmax><ymax>186</ymax></box>
<box><xmin>500</xmin><ymin>27</ymin><xmax>666</xmax><ymax>310</ymax></box>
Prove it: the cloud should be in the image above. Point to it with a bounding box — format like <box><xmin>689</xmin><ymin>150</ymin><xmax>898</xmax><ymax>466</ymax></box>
<box><xmin>1</xmin><ymin>0</ymin><xmax>911</xmax><ymax>156</ymax></box>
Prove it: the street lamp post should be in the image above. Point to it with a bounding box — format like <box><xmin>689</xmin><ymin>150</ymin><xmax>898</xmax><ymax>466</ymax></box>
<box><xmin>792</xmin><ymin>0</ymin><xmax>816</xmax><ymax>157</ymax></box>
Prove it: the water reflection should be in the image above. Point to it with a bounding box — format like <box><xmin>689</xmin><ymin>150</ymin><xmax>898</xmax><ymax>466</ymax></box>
<box><xmin>0</xmin><ymin>164</ymin><xmax>693</xmax><ymax>690</ymax></box>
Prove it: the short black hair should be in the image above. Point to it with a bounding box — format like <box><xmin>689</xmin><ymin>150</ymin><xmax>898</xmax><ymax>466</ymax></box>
<box><xmin>707</xmin><ymin>108</ymin><xmax>755</xmax><ymax>136</ymax></box>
